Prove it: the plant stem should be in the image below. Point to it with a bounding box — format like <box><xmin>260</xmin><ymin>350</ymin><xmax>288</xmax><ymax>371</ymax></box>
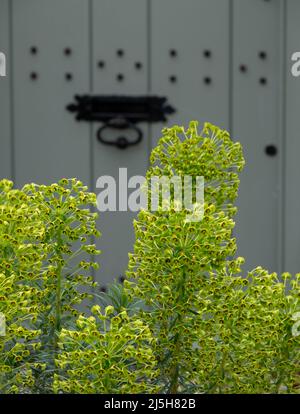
<box><xmin>168</xmin><ymin>336</ymin><xmax>180</xmax><ymax>393</ymax></box>
<box><xmin>54</xmin><ymin>232</ymin><xmax>63</xmax><ymax>351</ymax></box>
<box><xmin>167</xmin><ymin>267</ymin><xmax>187</xmax><ymax>394</ymax></box>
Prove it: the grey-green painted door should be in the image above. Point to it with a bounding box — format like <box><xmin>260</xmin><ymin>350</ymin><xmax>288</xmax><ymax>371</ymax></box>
<box><xmin>1</xmin><ymin>0</ymin><xmax>299</xmax><ymax>286</ymax></box>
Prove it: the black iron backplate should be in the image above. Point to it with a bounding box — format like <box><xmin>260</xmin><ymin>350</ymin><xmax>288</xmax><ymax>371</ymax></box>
<box><xmin>66</xmin><ymin>95</ymin><xmax>176</xmax><ymax>149</ymax></box>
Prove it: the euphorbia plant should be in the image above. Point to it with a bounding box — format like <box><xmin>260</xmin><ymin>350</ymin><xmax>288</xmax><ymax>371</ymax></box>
<box><xmin>1</xmin><ymin>121</ymin><xmax>300</xmax><ymax>394</ymax></box>
<box><xmin>21</xmin><ymin>179</ymin><xmax>100</xmax><ymax>391</ymax></box>
<box><xmin>125</xmin><ymin>122</ymin><xmax>300</xmax><ymax>393</ymax></box>
<box><xmin>0</xmin><ymin>178</ymin><xmax>157</xmax><ymax>394</ymax></box>
<box><xmin>0</xmin><ymin>178</ymin><xmax>100</xmax><ymax>392</ymax></box>
<box><xmin>0</xmin><ymin>179</ymin><xmax>44</xmax><ymax>393</ymax></box>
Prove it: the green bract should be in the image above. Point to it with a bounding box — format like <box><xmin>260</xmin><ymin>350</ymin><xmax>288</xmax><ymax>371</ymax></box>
<box><xmin>125</xmin><ymin>122</ymin><xmax>300</xmax><ymax>393</ymax></box>
<box><xmin>53</xmin><ymin>307</ymin><xmax>159</xmax><ymax>393</ymax></box>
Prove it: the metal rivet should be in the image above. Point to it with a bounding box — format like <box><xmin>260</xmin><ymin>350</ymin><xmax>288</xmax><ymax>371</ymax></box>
<box><xmin>259</xmin><ymin>51</ymin><xmax>267</xmax><ymax>60</ymax></box>
<box><xmin>169</xmin><ymin>49</ymin><xmax>177</xmax><ymax>57</ymax></box>
<box><xmin>239</xmin><ymin>64</ymin><xmax>248</xmax><ymax>73</ymax></box>
<box><xmin>117</xmin><ymin>73</ymin><xmax>124</xmax><ymax>82</ymax></box>
<box><xmin>30</xmin><ymin>46</ymin><xmax>38</xmax><ymax>55</ymax></box>
<box><xmin>259</xmin><ymin>77</ymin><xmax>267</xmax><ymax>85</ymax></box>
<box><xmin>65</xmin><ymin>73</ymin><xmax>73</xmax><ymax>81</ymax></box>
<box><xmin>117</xmin><ymin>49</ymin><xmax>124</xmax><ymax>57</ymax></box>
<box><xmin>30</xmin><ymin>72</ymin><xmax>38</xmax><ymax>80</ymax></box>
<box><xmin>135</xmin><ymin>61</ymin><xmax>142</xmax><ymax>70</ymax></box>
<box><xmin>169</xmin><ymin>75</ymin><xmax>177</xmax><ymax>83</ymax></box>
<box><xmin>98</xmin><ymin>60</ymin><xmax>105</xmax><ymax>68</ymax></box>
<box><xmin>204</xmin><ymin>76</ymin><xmax>212</xmax><ymax>84</ymax></box>
<box><xmin>64</xmin><ymin>47</ymin><xmax>72</xmax><ymax>56</ymax></box>
<box><xmin>265</xmin><ymin>145</ymin><xmax>277</xmax><ymax>156</ymax></box>
<box><xmin>203</xmin><ymin>49</ymin><xmax>212</xmax><ymax>58</ymax></box>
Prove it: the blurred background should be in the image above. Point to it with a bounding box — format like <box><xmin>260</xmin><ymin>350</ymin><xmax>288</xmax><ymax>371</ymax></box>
<box><xmin>1</xmin><ymin>0</ymin><xmax>300</xmax><ymax>288</ymax></box>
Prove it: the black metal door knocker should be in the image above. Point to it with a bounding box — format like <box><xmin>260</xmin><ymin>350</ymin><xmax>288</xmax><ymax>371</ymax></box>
<box><xmin>67</xmin><ymin>95</ymin><xmax>175</xmax><ymax>150</ymax></box>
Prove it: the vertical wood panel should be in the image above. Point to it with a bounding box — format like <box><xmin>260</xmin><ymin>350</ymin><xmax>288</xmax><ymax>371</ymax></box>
<box><xmin>284</xmin><ymin>0</ymin><xmax>300</xmax><ymax>274</ymax></box>
<box><xmin>232</xmin><ymin>0</ymin><xmax>282</xmax><ymax>272</ymax></box>
<box><xmin>91</xmin><ymin>0</ymin><xmax>149</xmax><ymax>286</ymax></box>
<box><xmin>151</xmin><ymin>0</ymin><xmax>231</xmax><ymax>146</ymax></box>
<box><xmin>0</xmin><ymin>0</ymin><xmax>12</xmax><ymax>180</ymax></box>
<box><xmin>12</xmin><ymin>0</ymin><xmax>91</xmax><ymax>186</ymax></box>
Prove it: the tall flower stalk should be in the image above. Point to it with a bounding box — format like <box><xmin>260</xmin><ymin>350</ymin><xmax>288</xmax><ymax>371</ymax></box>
<box><xmin>125</xmin><ymin>122</ymin><xmax>300</xmax><ymax>393</ymax></box>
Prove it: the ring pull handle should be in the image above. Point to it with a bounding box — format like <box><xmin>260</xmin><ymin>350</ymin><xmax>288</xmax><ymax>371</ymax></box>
<box><xmin>97</xmin><ymin>118</ymin><xmax>143</xmax><ymax>149</ymax></box>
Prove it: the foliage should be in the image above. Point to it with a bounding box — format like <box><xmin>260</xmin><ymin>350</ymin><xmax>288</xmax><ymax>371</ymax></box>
<box><xmin>1</xmin><ymin>121</ymin><xmax>300</xmax><ymax>394</ymax></box>
<box><xmin>0</xmin><ymin>178</ymin><xmax>100</xmax><ymax>392</ymax></box>
<box><xmin>125</xmin><ymin>122</ymin><xmax>300</xmax><ymax>393</ymax></box>
<box><xmin>53</xmin><ymin>306</ymin><xmax>159</xmax><ymax>393</ymax></box>
<box><xmin>190</xmin><ymin>266</ymin><xmax>300</xmax><ymax>393</ymax></box>
<box><xmin>0</xmin><ymin>179</ymin><xmax>43</xmax><ymax>392</ymax></box>
<box><xmin>0</xmin><ymin>272</ymin><xmax>40</xmax><ymax>393</ymax></box>
<box><xmin>95</xmin><ymin>280</ymin><xmax>144</xmax><ymax>316</ymax></box>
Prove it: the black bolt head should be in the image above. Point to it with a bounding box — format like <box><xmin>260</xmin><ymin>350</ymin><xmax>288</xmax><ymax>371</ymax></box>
<box><xmin>117</xmin><ymin>73</ymin><xmax>124</xmax><ymax>82</ymax></box>
<box><xmin>203</xmin><ymin>49</ymin><xmax>212</xmax><ymax>58</ymax></box>
<box><xmin>64</xmin><ymin>47</ymin><xmax>72</xmax><ymax>56</ymax></box>
<box><xmin>204</xmin><ymin>76</ymin><xmax>212</xmax><ymax>84</ymax></box>
<box><xmin>30</xmin><ymin>46</ymin><xmax>38</xmax><ymax>55</ymax></box>
<box><xmin>239</xmin><ymin>64</ymin><xmax>248</xmax><ymax>73</ymax></box>
<box><xmin>259</xmin><ymin>77</ymin><xmax>267</xmax><ymax>85</ymax></box>
<box><xmin>259</xmin><ymin>51</ymin><xmax>267</xmax><ymax>60</ymax></box>
<box><xmin>265</xmin><ymin>145</ymin><xmax>277</xmax><ymax>156</ymax></box>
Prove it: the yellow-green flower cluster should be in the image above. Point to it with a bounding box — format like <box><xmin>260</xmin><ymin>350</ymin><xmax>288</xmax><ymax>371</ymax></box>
<box><xmin>0</xmin><ymin>179</ymin><xmax>45</xmax><ymax>392</ymax></box>
<box><xmin>190</xmin><ymin>266</ymin><xmax>300</xmax><ymax>393</ymax></box>
<box><xmin>53</xmin><ymin>306</ymin><xmax>159</xmax><ymax>393</ymax></box>
<box><xmin>126</xmin><ymin>123</ymin><xmax>244</xmax><ymax>392</ymax></box>
<box><xmin>126</xmin><ymin>122</ymin><xmax>300</xmax><ymax>393</ymax></box>
<box><xmin>147</xmin><ymin>121</ymin><xmax>244</xmax><ymax>215</ymax></box>
<box><xmin>0</xmin><ymin>178</ymin><xmax>101</xmax><ymax>393</ymax></box>
<box><xmin>20</xmin><ymin>178</ymin><xmax>100</xmax><ymax>334</ymax></box>
<box><xmin>0</xmin><ymin>272</ymin><xmax>41</xmax><ymax>393</ymax></box>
